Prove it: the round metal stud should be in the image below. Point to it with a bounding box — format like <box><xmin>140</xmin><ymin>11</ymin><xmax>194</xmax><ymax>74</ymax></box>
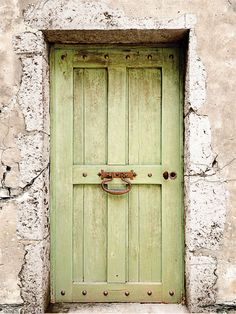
<box><xmin>82</xmin><ymin>290</ymin><xmax>87</xmax><ymax>296</ymax></box>
<box><xmin>147</xmin><ymin>290</ymin><xmax>152</xmax><ymax>296</ymax></box>
<box><xmin>61</xmin><ymin>290</ymin><xmax>65</xmax><ymax>296</ymax></box>
<box><xmin>82</xmin><ymin>172</ymin><xmax>87</xmax><ymax>177</ymax></box>
<box><xmin>170</xmin><ymin>172</ymin><xmax>177</xmax><ymax>179</ymax></box>
<box><xmin>163</xmin><ymin>171</ymin><xmax>169</xmax><ymax>180</ymax></box>
<box><xmin>103</xmin><ymin>291</ymin><xmax>108</xmax><ymax>296</ymax></box>
<box><xmin>148</xmin><ymin>173</ymin><xmax>152</xmax><ymax>177</ymax></box>
<box><xmin>125</xmin><ymin>291</ymin><xmax>130</xmax><ymax>296</ymax></box>
<box><xmin>169</xmin><ymin>290</ymin><xmax>175</xmax><ymax>296</ymax></box>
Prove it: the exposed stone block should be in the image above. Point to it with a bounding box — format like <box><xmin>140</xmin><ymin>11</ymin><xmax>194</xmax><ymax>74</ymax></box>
<box><xmin>24</xmin><ymin>0</ymin><xmax>196</xmax><ymax>31</ymax></box>
<box><xmin>17</xmin><ymin>55</ymin><xmax>49</xmax><ymax>132</ymax></box>
<box><xmin>19</xmin><ymin>238</ymin><xmax>50</xmax><ymax>314</ymax></box>
<box><xmin>185</xmin><ymin>30</ymin><xmax>206</xmax><ymax>114</ymax></box>
<box><xmin>185</xmin><ymin>176</ymin><xmax>226</xmax><ymax>251</ymax></box>
<box><xmin>186</xmin><ymin>254</ymin><xmax>217</xmax><ymax>312</ymax></box>
<box><xmin>16</xmin><ymin>132</ymin><xmax>49</xmax><ymax>188</ymax></box>
<box><xmin>13</xmin><ymin>31</ymin><xmax>46</xmax><ymax>55</ymax></box>
<box><xmin>185</xmin><ymin>113</ymin><xmax>216</xmax><ymax>175</ymax></box>
<box><xmin>16</xmin><ymin>167</ymin><xmax>49</xmax><ymax>241</ymax></box>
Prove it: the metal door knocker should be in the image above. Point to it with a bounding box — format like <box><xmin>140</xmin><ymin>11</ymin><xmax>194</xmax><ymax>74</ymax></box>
<box><xmin>98</xmin><ymin>170</ymin><xmax>136</xmax><ymax>195</ymax></box>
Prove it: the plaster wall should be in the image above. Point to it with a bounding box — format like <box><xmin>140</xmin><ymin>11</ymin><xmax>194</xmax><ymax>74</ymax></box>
<box><xmin>0</xmin><ymin>0</ymin><xmax>235</xmax><ymax>313</ymax></box>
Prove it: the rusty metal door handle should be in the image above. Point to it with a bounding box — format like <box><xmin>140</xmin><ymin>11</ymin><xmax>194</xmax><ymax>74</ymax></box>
<box><xmin>101</xmin><ymin>177</ymin><xmax>132</xmax><ymax>195</ymax></box>
<box><xmin>99</xmin><ymin>170</ymin><xmax>136</xmax><ymax>195</ymax></box>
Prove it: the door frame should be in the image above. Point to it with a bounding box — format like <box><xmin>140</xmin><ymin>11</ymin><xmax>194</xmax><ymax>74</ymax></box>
<box><xmin>50</xmin><ymin>44</ymin><xmax>184</xmax><ymax>303</ymax></box>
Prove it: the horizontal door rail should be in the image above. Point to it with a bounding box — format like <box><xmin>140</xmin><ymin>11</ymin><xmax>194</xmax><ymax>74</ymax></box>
<box><xmin>73</xmin><ymin>165</ymin><xmax>168</xmax><ymax>185</ymax></box>
<box><xmin>72</xmin><ymin>282</ymin><xmax>162</xmax><ymax>303</ymax></box>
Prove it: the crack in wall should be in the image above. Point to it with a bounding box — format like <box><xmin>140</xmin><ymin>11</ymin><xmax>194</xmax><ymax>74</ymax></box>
<box><xmin>18</xmin><ymin>235</ymin><xmax>50</xmax><ymax>313</ymax></box>
<box><xmin>18</xmin><ymin>243</ymin><xmax>29</xmax><ymax>311</ymax></box>
<box><xmin>0</xmin><ymin>164</ymin><xmax>49</xmax><ymax>200</ymax></box>
<box><xmin>184</xmin><ymin>106</ymin><xmax>208</xmax><ymax>118</ymax></box>
<box><xmin>215</xmin><ymin>303</ymin><xmax>236</xmax><ymax>313</ymax></box>
<box><xmin>185</xmin><ymin>157</ymin><xmax>236</xmax><ymax>180</ymax></box>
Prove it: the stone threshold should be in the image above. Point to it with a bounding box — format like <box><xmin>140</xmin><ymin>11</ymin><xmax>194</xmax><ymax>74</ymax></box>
<box><xmin>46</xmin><ymin>303</ymin><xmax>189</xmax><ymax>313</ymax></box>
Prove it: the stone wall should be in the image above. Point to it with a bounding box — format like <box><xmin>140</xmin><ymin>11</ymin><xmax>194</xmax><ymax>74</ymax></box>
<box><xmin>0</xmin><ymin>0</ymin><xmax>235</xmax><ymax>313</ymax></box>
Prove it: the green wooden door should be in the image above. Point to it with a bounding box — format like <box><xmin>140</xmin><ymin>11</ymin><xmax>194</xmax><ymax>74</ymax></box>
<box><xmin>50</xmin><ymin>45</ymin><xmax>184</xmax><ymax>303</ymax></box>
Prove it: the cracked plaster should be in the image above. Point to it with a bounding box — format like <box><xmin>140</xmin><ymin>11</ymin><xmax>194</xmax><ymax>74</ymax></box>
<box><xmin>0</xmin><ymin>0</ymin><xmax>234</xmax><ymax>313</ymax></box>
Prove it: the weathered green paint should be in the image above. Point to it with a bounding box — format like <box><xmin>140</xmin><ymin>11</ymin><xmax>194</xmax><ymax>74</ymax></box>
<box><xmin>50</xmin><ymin>45</ymin><xmax>184</xmax><ymax>303</ymax></box>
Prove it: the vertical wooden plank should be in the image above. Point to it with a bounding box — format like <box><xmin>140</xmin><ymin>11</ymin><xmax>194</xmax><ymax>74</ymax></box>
<box><xmin>127</xmin><ymin>68</ymin><xmax>140</xmax><ymax>282</ymax></box>
<box><xmin>107</xmin><ymin>193</ymin><xmax>128</xmax><ymax>283</ymax></box>
<box><xmin>73</xmin><ymin>185</ymin><xmax>84</xmax><ymax>282</ymax></box>
<box><xmin>139</xmin><ymin>185</ymin><xmax>162</xmax><ymax>282</ymax></box>
<box><xmin>73</xmin><ymin>70</ymin><xmax>84</xmax><ymax>283</ymax></box>
<box><xmin>73</xmin><ymin>69</ymin><xmax>84</xmax><ymax>164</ymax></box>
<box><xmin>128</xmin><ymin>67</ymin><xmax>162</xmax><ymax>283</ymax></box>
<box><xmin>84</xmin><ymin>68</ymin><xmax>107</xmax><ymax>164</ymax></box>
<box><xmin>82</xmin><ymin>68</ymin><xmax>108</xmax><ymax>282</ymax></box>
<box><xmin>52</xmin><ymin>49</ymin><xmax>73</xmax><ymax>301</ymax></box>
<box><xmin>83</xmin><ymin>186</ymin><xmax>107</xmax><ymax>282</ymax></box>
<box><xmin>107</xmin><ymin>67</ymin><xmax>127</xmax><ymax>283</ymax></box>
<box><xmin>128</xmin><ymin>68</ymin><xmax>161</xmax><ymax>165</ymax></box>
<box><xmin>107</xmin><ymin>67</ymin><xmax>127</xmax><ymax>165</ymax></box>
<box><xmin>128</xmin><ymin>185</ymin><xmax>140</xmax><ymax>282</ymax></box>
<box><xmin>162</xmin><ymin>48</ymin><xmax>184</xmax><ymax>301</ymax></box>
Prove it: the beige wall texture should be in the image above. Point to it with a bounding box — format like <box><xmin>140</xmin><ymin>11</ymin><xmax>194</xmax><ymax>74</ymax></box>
<box><xmin>0</xmin><ymin>0</ymin><xmax>235</xmax><ymax>313</ymax></box>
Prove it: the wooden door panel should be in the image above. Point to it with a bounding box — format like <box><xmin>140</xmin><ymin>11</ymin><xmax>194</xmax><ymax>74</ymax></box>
<box><xmin>108</xmin><ymin>67</ymin><xmax>127</xmax><ymax>165</ymax></box>
<box><xmin>73</xmin><ymin>184</ymin><xmax>84</xmax><ymax>283</ymax></box>
<box><xmin>51</xmin><ymin>46</ymin><xmax>183</xmax><ymax>303</ymax></box>
<box><xmin>128</xmin><ymin>68</ymin><xmax>161</xmax><ymax>164</ymax></box>
<box><xmin>73</xmin><ymin>185</ymin><xmax>107</xmax><ymax>283</ymax></box>
<box><xmin>107</xmin><ymin>193</ymin><xmax>128</xmax><ymax>283</ymax></box>
<box><xmin>128</xmin><ymin>185</ymin><xmax>162</xmax><ymax>282</ymax></box>
<box><xmin>73</xmin><ymin>68</ymin><xmax>108</xmax><ymax>165</ymax></box>
<box><xmin>83</xmin><ymin>186</ymin><xmax>107</xmax><ymax>282</ymax></box>
<box><xmin>138</xmin><ymin>185</ymin><xmax>162</xmax><ymax>282</ymax></box>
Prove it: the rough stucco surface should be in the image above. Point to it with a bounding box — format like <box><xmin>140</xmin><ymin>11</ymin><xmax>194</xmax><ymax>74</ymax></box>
<box><xmin>0</xmin><ymin>0</ymin><xmax>235</xmax><ymax>313</ymax></box>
